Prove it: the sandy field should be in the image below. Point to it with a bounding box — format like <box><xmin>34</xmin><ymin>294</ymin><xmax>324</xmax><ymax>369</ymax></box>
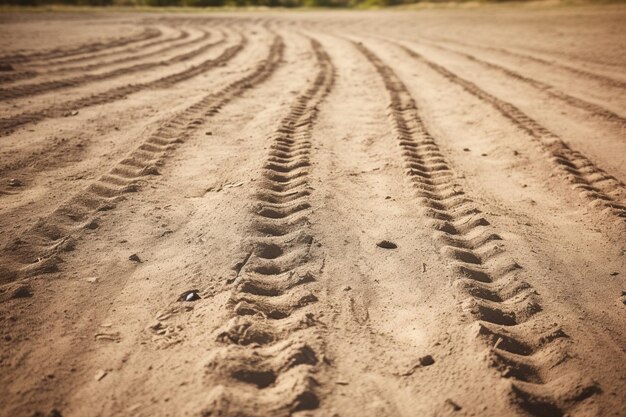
<box><xmin>0</xmin><ymin>5</ymin><xmax>624</xmax><ymax>417</ymax></box>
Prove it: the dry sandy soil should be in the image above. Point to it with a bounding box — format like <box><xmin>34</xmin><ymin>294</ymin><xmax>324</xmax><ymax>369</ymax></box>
<box><xmin>0</xmin><ymin>5</ymin><xmax>625</xmax><ymax>417</ymax></box>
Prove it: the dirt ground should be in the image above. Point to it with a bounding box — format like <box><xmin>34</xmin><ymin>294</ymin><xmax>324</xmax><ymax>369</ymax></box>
<box><xmin>0</xmin><ymin>4</ymin><xmax>625</xmax><ymax>417</ymax></box>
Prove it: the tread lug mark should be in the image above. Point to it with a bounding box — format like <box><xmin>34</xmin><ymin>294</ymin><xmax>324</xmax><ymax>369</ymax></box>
<box><xmin>0</xmin><ymin>33</ymin><xmax>286</xmax><ymax>287</ymax></box>
<box><xmin>354</xmin><ymin>40</ymin><xmax>598</xmax><ymax>416</ymax></box>
<box><xmin>394</xmin><ymin>43</ymin><xmax>626</xmax><ymax>222</ymax></box>
<box><xmin>0</xmin><ymin>29</ymin><xmax>242</xmax><ymax>135</ymax></box>
<box><xmin>204</xmin><ymin>37</ymin><xmax>334</xmax><ymax>417</ymax></box>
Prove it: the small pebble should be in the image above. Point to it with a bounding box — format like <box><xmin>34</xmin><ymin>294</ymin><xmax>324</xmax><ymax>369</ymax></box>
<box><xmin>377</xmin><ymin>240</ymin><xmax>397</xmax><ymax>249</ymax></box>
<box><xmin>179</xmin><ymin>290</ymin><xmax>201</xmax><ymax>302</ymax></box>
<box><xmin>419</xmin><ymin>355</ymin><xmax>435</xmax><ymax>366</ymax></box>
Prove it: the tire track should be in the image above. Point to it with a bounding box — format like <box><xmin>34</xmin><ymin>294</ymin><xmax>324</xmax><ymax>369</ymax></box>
<box><xmin>420</xmin><ymin>40</ymin><xmax>626</xmax><ymax>127</ymax></box>
<box><xmin>0</xmin><ymin>33</ymin><xmax>285</xmax><ymax>289</ymax></box>
<box><xmin>0</xmin><ymin>27</ymin><xmax>162</xmax><ymax>65</ymax></box>
<box><xmin>203</xmin><ymin>37</ymin><xmax>334</xmax><ymax>417</ymax></box>
<box><xmin>393</xmin><ymin>42</ymin><xmax>626</xmax><ymax>220</ymax></box>
<box><xmin>0</xmin><ymin>30</ymin><xmax>245</xmax><ymax>136</ymax></box>
<box><xmin>0</xmin><ymin>29</ymin><xmax>225</xmax><ymax>101</ymax></box>
<box><xmin>425</xmin><ymin>36</ymin><xmax>626</xmax><ymax>90</ymax></box>
<box><xmin>0</xmin><ymin>28</ymin><xmax>194</xmax><ymax>85</ymax></box>
<box><xmin>355</xmin><ymin>41</ymin><xmax>600</xmax><ymax>417</ymax></box>
<box><xmin>28</xmin><ymin>26</ymin><xmax>189</xmax><ymax>69</ymax></box>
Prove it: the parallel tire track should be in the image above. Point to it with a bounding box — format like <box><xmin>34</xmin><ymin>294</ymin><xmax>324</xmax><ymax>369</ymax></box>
<box><xmin>28</xmin><ymin>26</ymin><xmax>190</xmax><ymax>69</ymax></box>
<box><xmin>0</xmin><ymin>31</ymin><xmax>246</xmax><ymax>136</ymax></box>
<box><xmin>0</xmin><ymin>30</ymin><xmax>225</xmax><ymax>101</ymax></box>
<box><xmin>0</xmin><ymin>27</ymin><xmax>161</xmax><ymax>65</ymax></box>
<box><xmin>421</xmin><ymin>40</ymin><xmax>626</xmax><ymax>127</ymax></box>
<box><xmin>0</xmin><ymin>34</ymin><xmax>286</xmax><ymax>290</ymax></box>
<box><xmin>0</xmin><ymin>28</ymin><xmax>194</xmax><ymax>85</ymax></box>
<box><xmin>203</xmin><ymin>38</ymin><xmax>334</xmax><ymax>417</ymax></box>
<box><xmin>427</xmin><ymin>36</ymin><xmax>626</xmax><ymax>91</ymax></box>
<box><xmin>355</xmin><ymin>41</ymin><xmax>599</xmax><ymax>417</ymax></box>
<box><xmin>395</xmin><ymin>43</ymin><xmax>626</xmax><ymax>220</ymax></box>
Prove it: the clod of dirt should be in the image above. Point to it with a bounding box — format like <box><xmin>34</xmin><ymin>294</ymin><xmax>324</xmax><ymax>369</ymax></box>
<box><xmin>95</xmin><ymin>369</ymin><xmax>107</xmax><ymax>381</ymax></box>
<box><xmin>179</xmin><ymin>290</ymin><xmax>201</xmax><ymax>302</ymax></box>
<box><xmin>128</xmin><ymin>254</ymin><xmax>141</xmax><ymax>263</ymax></box>
<box><xmin>205</xmin><ymin>131</ymin><xmax>213</xmax><ymax>136</ymax></box>
<box><xmin>463</xmin><ymin>148</ymin><xmax>470</xmax><ymax>152</ymax></box>
<box><xmin>419</xmin><ymin>355</ymin><xmax>435</xmax><ymax>366</ymax></box>
<box><xmin>11</xmin><ymin>285</ymin><xmax>33</xmax><ymax>299</ymax></box>
<box><xmin>0</xmin><ymin>63</ymin><xmax>13</xmax><ymax>71</ymax></box>
<box><xmin>610</xmin><ymin>272</ymin><xmax>619</xmax><ymax>276</ymax></box>
<box><xmin>399</xmin><ymin>354</ymin><xmax>436</xmax><ymax>376</ymax></box>
<box><xmin>444</xmin><ymin>399</ymin><xmax>462</xmax><ymax>411</ymax></box>
<box><xmin>376</xmin><ymin>240</ymin><xmax>397</xmax><ymax>249</ymax></box>
<box><xmin>8</xmin><ymin>178</ymin><xmax>22</xmax><ymax>187</ymax></box>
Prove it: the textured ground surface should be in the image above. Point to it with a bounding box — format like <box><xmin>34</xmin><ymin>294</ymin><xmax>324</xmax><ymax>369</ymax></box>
<box><xmin>0</xmin><ymin>6</ymin><xmax>625</xmax><ymax>417</ymax></box>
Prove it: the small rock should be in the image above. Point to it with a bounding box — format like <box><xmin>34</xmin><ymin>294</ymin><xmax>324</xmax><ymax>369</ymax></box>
<box><xmin>610</xmin><ymin>272</ymin><xmax>619</xmax><ymax>276</ymax></box>
<box><xmin>128</xmin><ymin>254</ymin><xmax>141</xmax><ymax>263</ymax></box>
<box><xmin>179</xmin><ymin>290</ymin><xmax>201</xmax><ymax>302</ymax></box>
<box><xmin>463</xmin><ymin>148</ymin><xmax>470</xmax><ymax>152</ymax></box>
<box><xmin>95</xmin><ymin>369</ymin><xmax>107</xmax><ymax>381</ymax></box>
<box><xmin>343</xmin><ymin>286</ymin><xmax>351</xmax><ymax>291</ymax></box>
<box><xmin>376</xmin><ymin>240</ymin><xmax>397</xmax><ymax>249</ymax></box>
<box><xmin>336</xmin><ymin>380</ymin><xmax>349</xmax><ymax>385</ymax></box>
<box><xmin>419</xmin><ymin>355</ymin><xmax>435</xmax><ymax>366</ymax></box>
<box><xmin>8</xmin><ymin>178</ymin><xmax>22</xmax><ymax>187</ymax></box>
<box><xmin>481</xmin><ymin>153</ymin><xmax>488</xmax><ymax>157</ymax></box>
<box><xmin>205</xmin><ymin>131</ymin><xmax>213</xmax><ymax>136</ymax></box>
<box><xmin>85</xmin><ymin>277</ymin><xmax>98</xmax><ymax>283</ymax></box>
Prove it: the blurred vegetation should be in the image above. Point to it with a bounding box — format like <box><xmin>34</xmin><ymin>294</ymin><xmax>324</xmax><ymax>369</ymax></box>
<box><xmin>1</xmin><ymin>0</ymin><xmax>623</xmax><ymax>7</ymax></box>
<box><xmin>0</xmin><ymin>0</ymin><xmax>513</xmax><ymax>7</ymax></box>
